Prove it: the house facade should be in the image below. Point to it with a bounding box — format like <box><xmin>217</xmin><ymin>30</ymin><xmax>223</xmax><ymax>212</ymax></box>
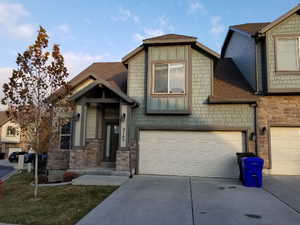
<box><xmin>0</xmin><ymin>111</ymin><xmax>24</xmax><ymax>158</ymax></box>
<box><xmin>47</xmin><ymin>35</ymin><xmax>256</xmax><ymax>179</ymax></box>
<box><xmin>48</xmin><ymin>4</ymin><xmax>300</xmax><ymax>179</ymax></box>
<box><xmin>222</xmin><ymin>4</ymin><xmax>300</xmax><ymax>175</ymax></box>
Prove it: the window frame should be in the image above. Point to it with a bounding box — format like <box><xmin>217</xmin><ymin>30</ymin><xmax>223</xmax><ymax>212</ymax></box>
<box><xmin>6</xmin><ymin>126</ymin><xmax>17</xmax><ymax>137</ymax></box>
<box><xmin>59</xmin><ymin>118</ymin><xmax>72</xmax><ymax>150</ymax></box>
<box><xmin>151</xmin><ymin>60</ymin><xmax>187</xmax><ymax>96</ymax></box>
<box><xmin>275</xmin><ymin>35</ymin><xmax>300</xmax><ymax>73</ymax></box>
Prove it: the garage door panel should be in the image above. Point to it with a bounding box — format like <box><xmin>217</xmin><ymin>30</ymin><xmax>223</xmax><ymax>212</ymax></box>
<box><xmin>271</xmin><ymin>127</ymin><xmax>300</xmax><ymax>175</ymax></box>
<box><xmin>139</xmin><ymin>131</ymin><xmax>243</xmax><ymax>178</ymax></box>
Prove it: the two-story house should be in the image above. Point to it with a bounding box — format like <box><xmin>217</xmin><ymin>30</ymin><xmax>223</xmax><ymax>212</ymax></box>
<box><xmin>48</xmin><ymin>4</ymin><xmax>300</xmax><ymax>179</ymax></box>
<box><xmin>0</xmin><ymin>111</ymin><xmax>23</xmax><ymax>158</ymax></box>
<box><xmin>47</xmin><ymin>34</ymin><xmax>256</xmax><ymax>179</ymax></box>
<box><xmin>222</xmin><ymin>4</ymin><xmax>300</xmax><ymax>175</ymax></box>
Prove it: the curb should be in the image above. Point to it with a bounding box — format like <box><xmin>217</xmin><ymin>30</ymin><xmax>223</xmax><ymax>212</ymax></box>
<box><xmin>1</xmin><ymin>169</ymin><xmax>17</xmax><ymax>182</ymax></box>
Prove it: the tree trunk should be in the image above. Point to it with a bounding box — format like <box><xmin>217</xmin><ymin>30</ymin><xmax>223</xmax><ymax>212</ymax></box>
<box><xmin>34</xmin><ymin>152</ymin><xmax>38</xmax><ymax>198</ymax></box>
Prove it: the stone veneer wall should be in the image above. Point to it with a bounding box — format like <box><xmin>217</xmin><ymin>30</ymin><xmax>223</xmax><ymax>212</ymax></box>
<box><xmin>116</xmin><ymin>140</ymin><xmax>137</xmax><ymax>171</ymax></box>
<box><xmin>257</xmin><ymin>96</ymin><xmax>300</xmax><ymax>168</ymax></box>
<box><xmin>47</xmin><ymin>150</ymin><xmax>70</xmax><ymax>170</ymax></box>
<box><xmin>69</xmin><ymin>138</ymin><xmax>103</xmax><ymax>169</ymax></box>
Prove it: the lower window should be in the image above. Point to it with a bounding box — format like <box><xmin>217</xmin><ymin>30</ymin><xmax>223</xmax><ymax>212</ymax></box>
<box><xmin>60</xmin><ymin>119</ymin><xmax>72</xmax><ymax>149</ymax></box>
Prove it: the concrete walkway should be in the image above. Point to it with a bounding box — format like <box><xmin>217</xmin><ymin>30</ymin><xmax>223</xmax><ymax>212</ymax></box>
<box><xmin>76</xmin><ymin>176</ymin><xmax>300</xmax><ymax>225</ymax></box>
<box><xmin>72</xmin><ymin>175</ymin><xmax>129</xmax><ymax>186</ymax></box>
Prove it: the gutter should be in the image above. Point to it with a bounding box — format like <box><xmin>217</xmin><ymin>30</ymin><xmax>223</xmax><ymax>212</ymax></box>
<box><xmin>208</xmin><ymin>96</ymin><xmax>257</xmax><ymax>104</ymax></box>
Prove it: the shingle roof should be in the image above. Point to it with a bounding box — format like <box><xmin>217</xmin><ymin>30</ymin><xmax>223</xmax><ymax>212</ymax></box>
<box><xmin>230</xmin><ymin>23</ymin><xmax>270</xmax><ymax>36</ymax></box>
<box><xmin>69</xmin><ymin>62</ymin><xmax>127</xmax><ymax>92</ymax></box>
<box><xmin>143</xmin><ymin>34</ymin><xmax>197</xmax><ymax>42</ymax></box>
<box><xmin>211</xmin><ymin>58</ymin><xmax>257</xmax><ymax>103</ymax></box>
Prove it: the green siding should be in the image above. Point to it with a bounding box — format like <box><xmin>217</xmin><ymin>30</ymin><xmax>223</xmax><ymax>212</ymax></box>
<box><xmin>127</xmin><ymin>48</ymin><xmax>255</xmax><ymax>139</ymax></box>
<box><xmin>266</xmin><ymin>13</ymin><xmax>300</xmax><ymax>90</ymax></box>
<box><xmin>146</xmin><ymin>45</ymin><xmax>190</xmax><ymax>113</ymax></box>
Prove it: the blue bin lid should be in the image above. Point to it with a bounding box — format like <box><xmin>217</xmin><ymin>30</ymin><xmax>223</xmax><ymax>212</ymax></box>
<box><xmin>241</xmin><ymin>157</ymin><xmax>264</xmax><ymax>167</ymax></box>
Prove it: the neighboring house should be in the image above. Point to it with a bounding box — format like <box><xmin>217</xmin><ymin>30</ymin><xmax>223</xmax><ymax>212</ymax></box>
<box><xmin>0</xmin><ymin>111</ymin><xmax>24</xmax><ymax>158</ymax></box>
<box><xmin>48</xmin><ymin>34</ymin><xmax>256</xmax><ymax>178</ymax></box>
<box><xmin>222</xmin><ymin>4</ymin><xmax>300</xmax><ymax>175</ymax></box>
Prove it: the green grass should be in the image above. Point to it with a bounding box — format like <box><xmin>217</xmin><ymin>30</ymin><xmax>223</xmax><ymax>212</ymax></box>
<box><xmin>0</xmin><ymin>173</ymin><xmax>118</xmax><ymax>225</ymax></box>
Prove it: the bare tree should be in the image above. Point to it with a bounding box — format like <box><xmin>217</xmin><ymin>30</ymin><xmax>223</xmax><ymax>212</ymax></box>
<box><xmin>2</xmin><ymin>26</ymin><xmax>71</xmax><ymax>198</ymax></box>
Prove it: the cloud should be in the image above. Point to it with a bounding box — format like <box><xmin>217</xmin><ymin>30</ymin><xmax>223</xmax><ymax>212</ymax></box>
<box><xmin>0</xmin><ymin>2</ymin><xmax>35</xmax><ymax>39</ymax></box>
<box><xmin>63</xmin><ymin>51</ymin><xmax>110</xmax><ymax>78</ymax></box>
<box><xmin>159</xmin><ymin>16</ymin><xmax>174</xmax><ymax>32</ymax></box>
<box><xmin>84</xmin><ymin>18</ymin><xmax>92</xmax><ymax>25</ymax></box>
<box><xmin>56</xmin><ymin>24</ymin><xmax>70</xmax><ymax>34</ymax></box>
<box><xmin>112</xmin><ymin>7</ymin><xmax>139</xmax><ymax>23</ymax></box>
<box><xmin>187</xmin><ymin>0</ymin><xmax>207</xmax><ymax>15</ymax></box>
<box><xmin>133</xmin><ymin>28</ymin><xmax>165</xmax><ymax>42</ymax></box>
<box><xmin>210</xmin><ymin>16</ymin><xmax>225</xmax><ymax>35</ymax></box>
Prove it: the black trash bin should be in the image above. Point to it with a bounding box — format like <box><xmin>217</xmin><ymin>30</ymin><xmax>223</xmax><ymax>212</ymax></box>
<box><xmin>236</xmin><ymin>152</ymin><xmax>256</xmax><ymax>181</ymax></box>
<box><xmin>0</xmin><ymin>152</ymin><xmax>5</xmax><ymax>160</ymax></box>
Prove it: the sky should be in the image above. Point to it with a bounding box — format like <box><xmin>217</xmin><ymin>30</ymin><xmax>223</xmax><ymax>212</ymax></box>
<box><xmin>0</xmin><ymin>0</ymin><xmax>299</xmax><ymax>98</ymax></box>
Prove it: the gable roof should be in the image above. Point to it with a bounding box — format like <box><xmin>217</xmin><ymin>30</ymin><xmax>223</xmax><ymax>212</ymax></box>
<box><xmin>69</xmin><ymin>62</ymin><xmax>127</xmax><ymax>92</ymax></box>
<box><xmin>222</xmin><ymin>4</ymin><xmax>300</xmax><ymax>57</ymax></box>
<box><xmin>230</xmin><ymin>23</ymin><xmax>270</xmax><ymax>36</ymax></box>
<box><xmin>143</xmin><ymin>34</ymin><xmax>197</xmax><ymax>44</ymax></box>
<box><xmin>69</xmin><ymin>78</ymin><xmax>137</xmax><ymax>105</ymax></box>
<box><xmin>209</xmin><ymin>58</ymin><xmax>257</xmax><ymax>103</ymax></box>
<box><xmin>259</xmin><ymin>4</ymin><xmax>300</xmax><ymax>34</ymax></box>
<box><xmin>122</xmin><ymin>33</ymin><xmax>220</xmax><ymax>63</ymax></box>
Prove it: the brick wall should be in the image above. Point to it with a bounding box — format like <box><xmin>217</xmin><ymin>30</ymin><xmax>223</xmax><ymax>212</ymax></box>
<box><xmin>257</xmin><ymin>96</ymin><xmax>300</xmax><ymax>168</ymax></box>
<box><xmin>266</xmin><ymin>13</ymin><xmax>300</xmax><ymax>89</ymax></box>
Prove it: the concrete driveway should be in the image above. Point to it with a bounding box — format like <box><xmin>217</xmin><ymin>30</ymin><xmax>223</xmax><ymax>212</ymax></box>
<box><xmin>76</xmin><ymin>176</ymin><xmax>300</xmax><ymax>225</ymax></box>
<box><xmin>0</xmin><ymin>160</ymin><xmax>15</xmax><ymax>180</ymax></box>
<box><xmin>264</xmin><ymin>175</ymin><xmax>300</xmax><ymax>213</ymax></box>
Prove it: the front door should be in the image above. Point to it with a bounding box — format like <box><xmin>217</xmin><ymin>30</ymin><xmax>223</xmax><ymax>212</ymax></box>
<box><xmin>104</xmin><ymin>123</ymin><xmax>119</xmax><ymax>162</ymax></box>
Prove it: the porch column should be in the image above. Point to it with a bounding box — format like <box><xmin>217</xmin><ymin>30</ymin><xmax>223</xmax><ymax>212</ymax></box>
<box><xmin>116</xmin><ymin>103</ymin><xmax>130</xmax><ymax>171</ymax></box>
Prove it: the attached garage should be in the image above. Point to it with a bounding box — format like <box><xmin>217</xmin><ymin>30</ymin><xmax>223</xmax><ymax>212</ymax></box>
<box><xmin>138</xmin><ymin>130</ymin><xmax>245</xmax><ymax>178</ymax></box>
<box><xmin>270</xmin><ymin>127</ymin><xmax>300</xmax><ymax>175</ymax></box>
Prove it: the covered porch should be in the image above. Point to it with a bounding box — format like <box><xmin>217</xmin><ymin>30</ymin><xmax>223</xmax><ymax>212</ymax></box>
<box><xmin>67</xmin><ymin>79</ymin><xmax>137</xmax><ymax>172</ymax></box>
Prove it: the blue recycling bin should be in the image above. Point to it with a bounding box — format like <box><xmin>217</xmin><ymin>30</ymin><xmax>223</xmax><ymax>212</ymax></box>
<box><xmin>241</xmin><ymin>157</ymin><xmax>264</xmax><ymax>187</ymax></box>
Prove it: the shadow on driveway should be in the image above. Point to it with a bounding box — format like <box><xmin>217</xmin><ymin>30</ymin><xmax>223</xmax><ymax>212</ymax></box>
<box><xmin>264</xmin><ymin>176</ymin><xmax>300</xmax><ymax>213</ymax></box>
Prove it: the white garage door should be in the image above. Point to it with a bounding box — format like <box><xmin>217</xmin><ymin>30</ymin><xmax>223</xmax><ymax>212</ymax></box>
<box><xmin>8</xmin><ymin>147</ymin><xmax>22</xmax><ymax>157</ymax></box>
<box><xmin>139</xmin><ymin>130</ymin><xmax>244</xmax><ymax>178</ymax></box>
<box><xmin>271</xmin><ymin>127</ymin><xmax>300</xmax><ymax>175</ymax></box>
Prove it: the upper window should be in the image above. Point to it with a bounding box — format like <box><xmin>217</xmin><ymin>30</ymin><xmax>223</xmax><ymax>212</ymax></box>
<box><xmin>276</xmin><ymin>37</ymin><xmax>300</xmax><ymax>71</ymax></box>
<box><xmin>60</xmin><ymin>120</ymin><xmax>72</xmax><ymax>150</ymax></box>
<box><xmin>153</xmin><ymin>62</ymin><xmax>185</xmax><ymax>94</ymax></box>
<box><xmin>6</xmin><ymin>126</ymin><xmax>16</xmax><ymax>137</ymax></box>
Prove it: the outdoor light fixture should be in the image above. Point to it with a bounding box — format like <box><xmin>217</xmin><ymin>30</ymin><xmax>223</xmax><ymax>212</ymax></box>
<box><xmin>250</xmin><ymin>132</ymin><xmax>256</xmax><ymax>141</ymax></box>
<box><xmin>261</xmin><ymin>126</ymin><xmax>267</xmax><ymax>135</ymax></box>
<box><xmin>74</xmin><ymin>113</ymin><xmax>80</xmax><ymax>121</ymax></box>
<box><xmin>121</xmin><ymin>113</ymin><xmax>126</xmax><ymax>121</ymax></box>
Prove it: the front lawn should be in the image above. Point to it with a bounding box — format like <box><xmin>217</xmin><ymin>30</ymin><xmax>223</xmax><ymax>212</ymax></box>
<box><xmin>0</xmin><ymin>173</ymin><xmax>118</xmax><ymax>225</ymax></box>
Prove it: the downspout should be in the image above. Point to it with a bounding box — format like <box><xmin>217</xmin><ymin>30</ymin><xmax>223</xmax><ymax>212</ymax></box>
<box><xmin>253</xmin><ymin>103</ymin><xmax>259</xmax><ymax>156</ymax></box>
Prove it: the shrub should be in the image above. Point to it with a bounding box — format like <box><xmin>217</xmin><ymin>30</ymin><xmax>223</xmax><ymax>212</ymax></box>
<box><xmin>63</xmin><ymin>172</ymin><xmax>79</xmax><ymax>182</ymax></box>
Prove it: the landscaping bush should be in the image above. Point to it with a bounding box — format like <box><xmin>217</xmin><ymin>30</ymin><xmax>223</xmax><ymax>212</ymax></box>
<box><xmin>63</xmin><ymin>172</ymin><xmax>79</xmax><ymax>182</ymax></box>
<box><xmin>38</xmin><ymin>175</ymin><xmax>48</xmax><ymax>184</ymax></box>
